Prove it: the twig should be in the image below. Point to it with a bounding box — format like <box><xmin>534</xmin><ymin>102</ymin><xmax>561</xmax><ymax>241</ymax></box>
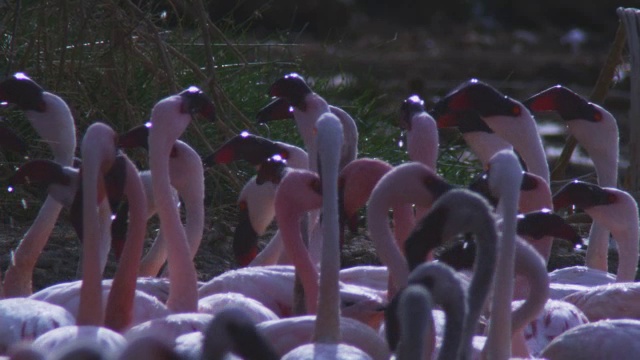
<box><xmin>550</xmin><ymin>23</ymin><xmax>627</xmax><ymax>181</ymax></box>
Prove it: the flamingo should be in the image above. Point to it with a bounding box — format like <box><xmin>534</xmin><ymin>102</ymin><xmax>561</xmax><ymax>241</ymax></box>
<box><xmin>524</xmin><ymin>85</ymin><xmax>620</xmax><ymax>274</ymax></box>
<box><xmin>385</xmin><ymin>262</ymin><xmax>465</xmax><ymax>360</ymax></box>
<box><xmin>553</xmin><ymin>180</ymin><xmax>639</xmax><ymax>283</ymax></box>
<box><xmin>398</xmin><ymin>95</ymin><xmax>439</xmax><ymax>170</ymax></box>
<box><xmin>259</xmin><ymin>113</ymin><xmax>386</xmax><ymax>360</ymax></box>
<box><xmin>256</xmin><ymin>73</ymin><xmax>357</xmax><ymax>172</ymax></box>
<box><xmin>431</xmin><ymin>79</ymin><xmax>550</xmax><ymax>183</ymax></box>
<box><xmin>540</xmin><ymin>319</ymin><xmax>640</xmax><ymax>359</ymax></box>
<box><xmin>0</xmin><ymin>73</ymin><xmax>77</xmax><ymax>297</ymax></box>
<box><xmin>366</xmin><ymin>162</ymin><xmax>453</xmax><ymax>294</ymax></box>
<box><xmin>117</xmin><ymin>123</ymin><xmax>205</xmax><ymax>277</ymax></box>
<box><xmin>392</xmin><ymin>284</ymin><xmax>436</xmax><ymax>360</ymax></box>
<box><xmin>205</xmin><ymin>132</ymin><xmax>308</xmax><ymax>266</ymax></box>
<box><xmin>470</xmin><ymin>170</ymin><xmax>554</xmax><ymax>260</ymax></box>
<box><xmin>29</xmin><ymin>122</ymin><xmax>141</xmax><ymax>355</ymax></box>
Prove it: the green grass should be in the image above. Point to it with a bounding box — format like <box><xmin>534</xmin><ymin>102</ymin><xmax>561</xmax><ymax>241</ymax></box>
<box><xmin>0</xmin><ymin>0</ymin><xmax>480</xmax><ymax>226</ymax></box>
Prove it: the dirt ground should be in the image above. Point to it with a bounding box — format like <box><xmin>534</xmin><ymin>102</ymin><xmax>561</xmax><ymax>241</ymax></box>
<box><xmin>0</xmin><ymin>23</ymin><xmax>633</xmax><ymax>292</ymax></box>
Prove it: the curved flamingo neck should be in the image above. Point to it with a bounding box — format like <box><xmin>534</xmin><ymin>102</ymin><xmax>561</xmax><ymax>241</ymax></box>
<box><xmin>367</xmin><ymin>163</ymin><xmax>442</xmax><ymax>295</ymax></box>
<box><xmin>149</xmin><ymin>96</ymin><xmax>198</xmax><ymax>313</ymax></box>
<box><xmin>328</xmin><ymin>105</ymin><xmax>359</xmax><ymax>169</ymax></box>
<box><xmin>275</xmin><ymin>170</ymin><xmax>322</xmax><ymax>313</ymax></box>
<box><xmin>584</xmin><ymin>189</ymin><xmax>639</xmax><ymax>282</ymax></box>
<box><xmin>104</xmin><ymin>156</ymin><xmax>149</xmax><ymax>332</ymax></box>
<box><xmin>511</xmin><ymin>238</ymin><xmax>549</xmax><ymax>334</ymax></box>
<box><xmin>461</xmin><ymin>132</ymin><xmax>512</xmax><ymax>167</ymax></box>
<box><xmin>406</xmin><ymin>112</ymin><xmax>438</xmax><ymax>169</ymax></box>
<box><xmin>314</xmin><ymin>114</ymin><xmax>343</xmax><ymax>344</ymax></box>
<box><xmin>484</xmin><ymin>150</ymin><xmax>523</xmax><ymax>360</ymax></box>
<box><xmin>2</xmin><ymin>93</ymin><xmax>76</xmax><ymax>297</ymax></box>
<box><xmin>397</xmin><ymin>285</ymin><xmax>435</xmax><ymax>360</ymax></box>
<box><xmin>77</xmin><ymin>123</ymin><xmax>115</xmax><ymax>326</ymax></box>
<box><xmin>482</xmin><ymin>106</ymin><xmax>550</xmax><ymax>183</ymax></box>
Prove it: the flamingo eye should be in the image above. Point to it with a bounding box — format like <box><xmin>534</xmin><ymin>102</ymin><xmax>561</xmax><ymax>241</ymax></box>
<box><xmin>512</xmin><ymin>105</ymin><xmax>521</xmax><ymax>116</ymax></box>
<box><xmin>593</xmin><ymin>110</ymin><xmax>602</xmax><ymax>122</ymax></box>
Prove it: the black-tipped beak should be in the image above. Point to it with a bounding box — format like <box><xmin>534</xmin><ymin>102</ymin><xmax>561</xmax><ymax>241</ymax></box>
<box><xmin>118</xmin><ymin>124</ymin><xmax>150</xmax><ymax>150</ymax></box>
<box><xmin>256</xmin><ymin>98</ymin><xmax>294</xmax><ymax>124</ymax></box>
<box><xmin>0</xmin><ymin>73</ymin><xmax>46</xmax><ymax>112</ymax></box>
<box><xmin>267</xmin><ymin>73</ymin><xmax>312</xmax><ymax>111</ymax></box>
<box><xmin>104</xmin><ymin>154</ymin><xmax>128</xmax><ymax>213</ymax></box>
<box><xmin>522</xmin><ymin>85</ymin><xmax>562</xmax><ymax>113</ymax></box>
<box><xmin>233</xmin><ymin>201</ymin><xmax>259</xmax><ymax>267</ymax></box>
<box><xmin>399</xmin><ymin>95</ymin><xmax>425</xmax><ymax>131</ymax></box>
<box><xmin>0</xmin><ymin>122</ymin><xmax>28</xmax><ymax>155</ymax></box>
<box><xmin>517</xmin><ymin>209</ymin><xmax>583</xmax><ymax>247</ymax></box>
<box><xmin>179</xmin><ymin>86</ymin><xmax>216</xmax><ymax>121</ymax></box>
<box><xmin>256</xmin><ymin>156</ymin><xmax>288</xmax><ymax>185</ymax></box>
<box><xmin>206</xmin><ymin>132</ymin><xmax>288</xmax><ymax>167</ymax></box>
<box><xmin>468</xmin><ymin>172</ymin><xmax>498</xmax><ymax>207</ymax></box>
<box><xmin>553</xmin><ymin>180</ymin><xmax>617</xmax><ymax>210</ymax></box>
<box><xmin>9</xmin><ymin>159</ymin><xmax>70</xmax><ymax>188</ymax></box>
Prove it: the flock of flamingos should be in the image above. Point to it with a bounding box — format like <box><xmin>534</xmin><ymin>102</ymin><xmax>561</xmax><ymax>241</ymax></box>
<box><xmin>0</xmin><ymin>70</ymin><xmax>638</xmax><ymax>360</ymax></box>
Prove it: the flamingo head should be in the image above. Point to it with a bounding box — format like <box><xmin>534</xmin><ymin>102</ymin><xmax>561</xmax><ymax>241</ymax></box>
<box><xmin>178</xmin><ymin>86</ymin><xmax>216</xmax><ymax>121</ymax></box>
<box><xmin>553</xmin><ymin>180</ymin><xmax>617</xmax><ymax>210</ymax></box>
<box><xmin>523</xmin><ymin>84</ymin><xmax>602</xmax><ymax>122</ymax></box>
<box><xmin>204</xmin><ymin>131</ymin><xmax>289</xmax><ymax>167</ymax></box>
<box><xmin>0</xmin><ymin>122</ymin><xmax>28</xmax><ymax>155</ymax></box>
<box><xmin>256</xmin><ymin>97</ymin><xmax>294</xmax><ymax>124</ymax></box>
<box><xmin>267</xmin><ymin>73</ymin><xmax>312</xmax><ymax>111</ymax></box>
<box><xmin>8</xmin><ymin>159</ymin><xmax>72</xmax><ymax>189</ymax></box>
<box><xmin>0</xmin><ymin>73</ymin><xmax>47</xmax><ymax>112</ymax></box>
<box><xmin>232</xmin><ymin>199</ymin><xmax>260</xmax><ymax>267</ymax></box>
<box><xmin>470</xmin><ymin>170</ymin><xmax>538</xmax><ymax>206</ymax></box>
<box><xmin>399</xmin><ymin>95</ymin><xmax>425</xmax><ymax>131</ymax></box>
<box><xmin>431</xmin><ymin>79</ymin><xmax>522</xmax><ymax>125</ymax></box>
<box><xmin>118</xmin><ymin>123</ymin><xmax>151</xmax><ymax>150</ymax></box>
<box><xmin>422</xmin><ymin>171</ymin><xmax>454</xmax><ymax>200</ymax></box>
<box><xmin>517</xmin><ymin>209</ymin><xmax>583</xmax><ymax>248</ymax></box>
<box><xmin>256</xmin><ymin>155</ymin><xmax>289</xmax><ymax>185</ymax></box>
<box><xmin>339</xmin><ymin>288</ymin><xmax>387</xmax><ymax>329</ymax></box>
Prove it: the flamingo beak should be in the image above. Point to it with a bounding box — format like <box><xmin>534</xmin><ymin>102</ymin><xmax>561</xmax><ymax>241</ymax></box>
<box><xmin>552</xmin><ymin>181</ymin><xmax>616</xmax><ymax>210</ymax></box>
<box><xmin>110</xmin><ymin>201</ymin><xmax>130</xmax><ymax>261</ymax></box>
<box><xmin>8</xmin><ymin>159</ymin><xmax>70</xmax><ymax>187</ymax></box>
<box><xmin>522</xmin><ymin>88</ymin><xmax>558</xmax><ymax>113</ymax></box>
<box><xmin>267</xmin><ymin>73</ymin><xmax>312</xmax><ymax>111</ymax></box>
<box><xmin>0</xmin><ymin>123</ymin><xmax>28</xmax><ymax>155</ymax></box>
<box><xmin>468</xmin><ymin>172</ymin><xmax>498</xmax><ymax>208</ymax></box>
<box><xmin>256</xmin><ymin>97</ymin><xmax>294</xmax><ymax>124</ymax></box>
<box><xmin>118</xmin><ymin>124</ymin><xmax>150</xmax><ymax>150</ymax></box>
<box><xmin>398</xmin><ymin>95</ymin><xmax>426</xmax><ymax>131</ymax></box>
<box><xmin>206</xmin><ymin>132</ymin><xmax>287</xmax><ymax>167</ymax></box>
<box><xmin>517</xmin><ymin>210</ymin><xmax>583</xmax><ymax>248</ymax></box>
<box><xmin>233</xmin><ymin>201</ymin><xmax>260</xmax><ymax>267</ymax></box>
<box><xmin>256</xmin><ymin>156</ymin><xmax>288</xmax><ymax>185</ymax></box>
<box><xmin>520</xmin><ymin>172</ymin><xmax>539</xmax><ymax>191</ymax></box>
<box><xmin>179</xmin><ymin>86</ymin><xmax>216</xmax><ymax>121</ymax></box>
<box><xmin>0</xmin><ymin>73</ymin><xmax>47</xmax><ymax>112</ymax></box>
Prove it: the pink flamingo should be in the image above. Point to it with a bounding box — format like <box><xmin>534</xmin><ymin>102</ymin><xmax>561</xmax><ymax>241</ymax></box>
<box><xmin>258</xmin><ymin>113</ymin><xmax>387</xmax><ymax>360</ymax></box>
<box><xmin>553</xmin><ymin>180</ymin><xmax>639</xmax><ymax>283</ymax></box>
<box><xmin>432</xmin><ymin>79</ymin><xmax>550</xmax><ymax>183</ymax></box>
<box><xmin>0</xmin><ymin>73</ymin><xmax>77</xmax><ymax>297</ymax></box>
<box><xmin>367</xmin><ymin>162</ymin><xmax>453</xmax><ymax>298</ymax></box>
<box><xmin>398</xmin><ymin>95</ymin><xmax>439</xmax><ymax>220</ymax></box>
<box><xmin>29</xmin><ymin>122</ymin><xmax>142</xmax><ymax>355</ymax></box>
<box><xmin>470</xmin><ymin>169</ymin><xmax>555</xmax><ymax>260</ymax></box>
<box><xmin>257</xmin><ymin>73</ymin><xmax>357</xmax><ymax>172</ymax></box>
<box><xmin>525</xmin><ymin>85</ymin><xmax>620</xmax><ymax>274</ymax></box>
<box><xmin>205</xmin><ymin>132</ymin><xmax>308</xmax><ymax>266</ymax></box>
<box><xmin>117</xmin><ymin>123</ymin><xmax>205</xmax><ymax>277</ymax></box>
<box><xmin>386</xmin><ymin>262</ymin><xmax>465</xmax><ymax>360</ymax></box>
<box><xmin>540</xmin><ymin>319</ymin><xmax>640</xmax><ymax>359</ymax></box>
